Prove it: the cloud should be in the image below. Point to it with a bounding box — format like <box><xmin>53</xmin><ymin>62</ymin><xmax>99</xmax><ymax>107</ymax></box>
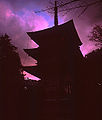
<box><xmin>1</xmin><ymin>0</ymin><xmax>102</xmax><ymax>80</ymax></box>
<box><xmin>0</xmin><ymin>1</ymin><xmax>49</xmax><ymax>66</ymax></box>
<box><xmin>24</xmin><ymin>71</ymin><xmax>40</xmax><ymax>81</ymax></box>
<box><xmin>0</xmin><ymin>0</ymin><xmax>49</xmax><ymax>11</ymax></box>
<box><xmin>1</xmin><ymin>0</ymin><xmax>102</xmax><ymax>62</ymax></box>
<box><xmin>61</xmin><ymin>1</ymin><xmax>102</xmax><ymax>55</ymax></box>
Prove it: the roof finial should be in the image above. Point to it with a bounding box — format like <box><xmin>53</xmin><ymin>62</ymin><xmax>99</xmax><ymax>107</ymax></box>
<box><xmin>54</xmin><ymin>1</ymin><xmax>58</xmax><ymax>26</ymax></box>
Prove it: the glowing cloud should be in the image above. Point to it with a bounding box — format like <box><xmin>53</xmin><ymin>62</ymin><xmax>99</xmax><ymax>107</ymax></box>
<box><xmin>0</xmin><ymin>1</ymin><xmax>49</xmax><ymax>80</ymax></box>
<box><xmin>0</xmin><ymin>1</ymin><xmax>49</xmax><ymax>66</ymax></box>
<box><xmin>23</xmin><ymin>71</ymin><xmax>40</xmax><ymax>81</ymax></box>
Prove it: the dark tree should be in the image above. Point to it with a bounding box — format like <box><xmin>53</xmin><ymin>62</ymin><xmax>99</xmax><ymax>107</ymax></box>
<box><xmin>85</xmin><ymin>48</ymin><xmax>102</xmax><ymax>120</ymax></box>
<box><xmin>0</xmin><ymin>34</ymin><xmax>25</xmax><ymax>120</ymax></box>
<box><xmin>89</xmin><ymin>25</ymin><xmax>102</xmax><ymax>47</ymax></box>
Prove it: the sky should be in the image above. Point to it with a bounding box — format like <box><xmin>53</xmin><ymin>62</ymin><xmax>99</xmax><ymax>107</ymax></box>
<box><xmin>0</xmin><ymin>0</ymin><xmax>102</xmax><ymax>80</ymax></box>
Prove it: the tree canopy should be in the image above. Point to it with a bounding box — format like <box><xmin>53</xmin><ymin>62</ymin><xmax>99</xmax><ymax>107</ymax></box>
<box><xmin>89</xmin><ymin>25</ymin><xmax>102</xmax><ymax>47</ymax></box>
<box><xmin>0</xmin><ymin>34</ymin><xmax>24</xmax><ymax>85</ymax></box>
<box><xmin>0</xmin><ymin>34</ymin><xmax>25</xmax><ymax>120</ymax></box>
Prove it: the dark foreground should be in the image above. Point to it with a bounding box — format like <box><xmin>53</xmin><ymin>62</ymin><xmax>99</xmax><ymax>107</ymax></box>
<box><xmin>39</xmin><ymin>98</ymin><xmax>72</xmax><ymax>120</ymax></box>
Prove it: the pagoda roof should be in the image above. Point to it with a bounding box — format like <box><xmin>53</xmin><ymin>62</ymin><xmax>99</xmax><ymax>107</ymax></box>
<box><xmin>24</xmin><ymin>48</ymin><xmax>39</xmax><ymax>60</ymax></box>
<box><xmin>23</xmin><ymin>66</ymin><xmax>42</xmax><ymax>78</ymax></box>
<box><xmin>27</xmin><ymin>20</ymin><xmax>82</xmax><ymax>46</ymax></box>
<box><xmin>24</xmin><ymin>47</ymin><xmax>66</xmax><ymax>60</ymax></box>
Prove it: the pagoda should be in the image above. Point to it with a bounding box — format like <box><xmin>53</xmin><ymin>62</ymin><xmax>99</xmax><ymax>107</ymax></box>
<box><xmin>23</xmin><ymin>1</ymin><xmax>83</xmax><ymax>99</ymax></box>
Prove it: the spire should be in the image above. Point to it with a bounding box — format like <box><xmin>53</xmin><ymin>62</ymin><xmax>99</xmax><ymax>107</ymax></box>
<box><xmin>54</xmin><ymin>1</ymin><xmax>58</xmax><ymax>26</ymax></box>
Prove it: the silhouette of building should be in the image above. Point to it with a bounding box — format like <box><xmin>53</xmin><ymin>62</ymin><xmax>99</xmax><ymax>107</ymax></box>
<box><xmin>23</xmin><ymin>1</ymin><xmax>83</xmax><ymax>99</ymax></box>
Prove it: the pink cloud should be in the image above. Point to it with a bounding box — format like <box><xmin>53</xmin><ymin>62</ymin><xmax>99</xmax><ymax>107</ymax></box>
<box><xmin>1</xmin><ymin>0</ymin><xmax>102</xmax><ymax>80</ymax></box>
<box><xmin>80</xmin><ymin>42</ymin><xmax>97</xmax><ymax>56</ymax></box>
<box><xmin>0</xmin><ymin>1</ymin><xmax>49</xmax><ymax>64</ymax></box>
<box><xmin>0</xmin><ymin>1</ymin><xmax>49</xmax><ymax>80</ymax></box>
<box><xmin>23</xmin><ymin>71</ymin><xmax>40</xmax><ymax>81</ymax></box>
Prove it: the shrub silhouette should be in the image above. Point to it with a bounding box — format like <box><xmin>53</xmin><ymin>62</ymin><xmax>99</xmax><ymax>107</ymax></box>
<box><xmin>0</xmin><ymin>34</ymin><xmax>25</xmax><ymax>120</ymax></box>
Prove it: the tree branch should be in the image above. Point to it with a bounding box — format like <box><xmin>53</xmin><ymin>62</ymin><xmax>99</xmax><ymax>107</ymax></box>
<box><xmin>35</xmin><ymin>0</ymin><xmax>102</xmax><ymax>16</ymax></box>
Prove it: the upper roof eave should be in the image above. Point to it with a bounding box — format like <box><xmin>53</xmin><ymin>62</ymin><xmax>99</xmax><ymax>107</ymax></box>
<box><xmin>27</xmin><ymin>19</ymin><xmax>73</xmax><ymax>37</ymax></box>
<box><xmin>27</xmin><ymin>19</ymin><xmax>82</xmax><ymax>46</ymax></box>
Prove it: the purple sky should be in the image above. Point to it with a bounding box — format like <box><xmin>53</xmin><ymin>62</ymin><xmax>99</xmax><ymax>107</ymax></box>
<box><xmin>0</xmin><ymin>0</ymin><xmax>102</xmax><ymax>79</ymax></box>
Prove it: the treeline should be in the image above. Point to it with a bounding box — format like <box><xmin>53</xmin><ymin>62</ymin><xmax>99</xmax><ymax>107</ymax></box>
<box><xmin>0</xmin><ymin>34</ymin><xmax>28</xmax><ymax>120</ymax></box>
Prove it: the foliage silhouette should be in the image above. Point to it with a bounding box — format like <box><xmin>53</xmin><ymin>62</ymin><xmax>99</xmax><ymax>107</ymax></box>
<box><xmin>89</xmin><ymin>25</ymin><xmax>102</xmax><ymax>47</ymax></box>
<box><xmin>84</xmin><ymin>48</ymin><xmax>102</xmax><ymax>120</ymax></box>
<box><xmin>0</xmin><ymin>34</ymin><xmax>26</xmax><ymax>120</ymax></box>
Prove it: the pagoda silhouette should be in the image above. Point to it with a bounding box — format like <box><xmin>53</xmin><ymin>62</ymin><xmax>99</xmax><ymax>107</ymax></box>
<box><xmin>24</xmin><ymin>1</ymin><xmax>83</xmax><ymax>99</ymax></box>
